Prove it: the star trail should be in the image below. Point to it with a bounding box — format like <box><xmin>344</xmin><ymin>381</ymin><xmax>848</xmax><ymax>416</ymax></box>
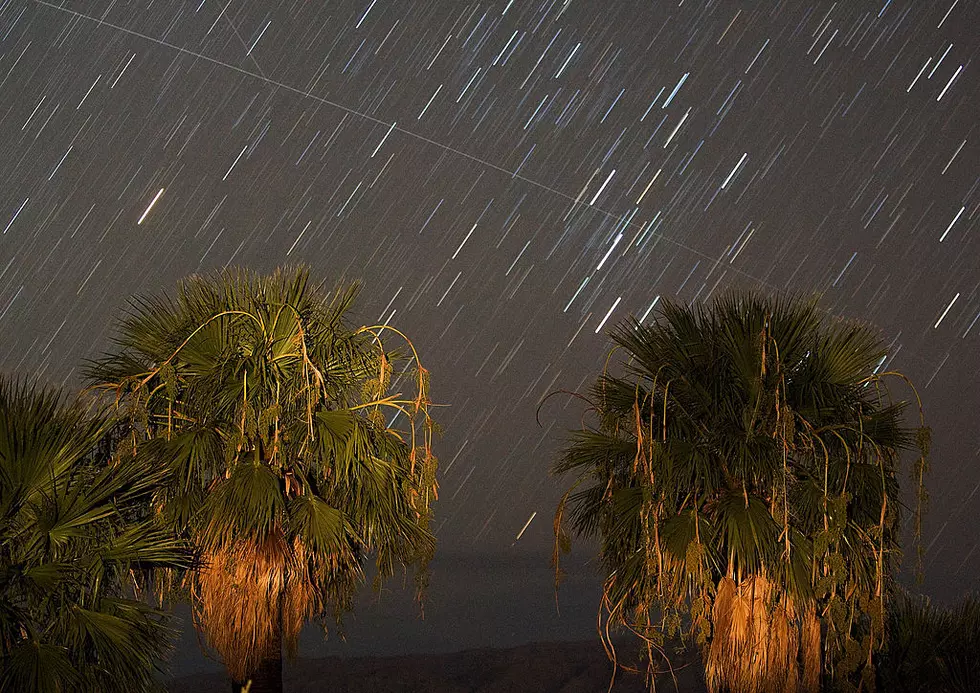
<box><xmin>0</xmin><ymin>0</ymin><xmax>978</xmax><ymax>621</ymax></box>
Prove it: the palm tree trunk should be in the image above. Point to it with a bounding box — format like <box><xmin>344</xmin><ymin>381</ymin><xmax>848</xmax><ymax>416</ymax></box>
<box><xmin>231</xmin><ymin>626</ymin><xmax>283</xmax><ymax>693</ymax></box>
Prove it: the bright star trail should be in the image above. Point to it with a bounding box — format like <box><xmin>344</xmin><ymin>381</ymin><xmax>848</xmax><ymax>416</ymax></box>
<box><xmin>0</xmin><ymin>0</ymin><xmax>978</xmax><ymax>658</ymax></box>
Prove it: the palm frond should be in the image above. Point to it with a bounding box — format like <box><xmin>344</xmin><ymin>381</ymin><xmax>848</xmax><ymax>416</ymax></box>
<box><xmin>0</xmin><ymin>376</ymin><xmax>190</xmax><ymax>692</ymax></box>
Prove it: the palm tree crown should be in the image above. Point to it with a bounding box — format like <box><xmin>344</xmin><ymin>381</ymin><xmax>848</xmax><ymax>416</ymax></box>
<box><xmin>553</xmin><ymin>292</ymin><xmax>929</xmax><ymax>693</ymax></box>
<box><xmin>85</xmin><ymin>267</ymin><xmax>438</xmax><ymax>690</ymax></box>
<box><xmin>0</xmin><ymin>377</ymin><xmax>191</xmax><ymax>692</ymax></box>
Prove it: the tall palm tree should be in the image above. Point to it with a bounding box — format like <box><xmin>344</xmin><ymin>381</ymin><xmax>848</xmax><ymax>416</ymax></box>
<box><xmin>0</xmin><ymin>377</ymin><xmax>191</xmax><ymax>692</ymax></box>
<box><xmin>552</xmin><ymin>292</ymin><xmax>929</xmax><ymax>693</ymax></box>
<box><xmin>85</xmin><ymin>267</ymin><xmax>438</xmax><ymax>693</ymax></box>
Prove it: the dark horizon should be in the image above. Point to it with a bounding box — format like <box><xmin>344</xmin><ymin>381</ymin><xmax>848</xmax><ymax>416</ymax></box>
<box><xmin>170</xmin><ymin>540</ymin><xmax>977</xmax><ymax>678</ymax></box>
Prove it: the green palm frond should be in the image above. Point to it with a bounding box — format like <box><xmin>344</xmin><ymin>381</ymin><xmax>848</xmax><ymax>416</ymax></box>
<box><xmin>0</xmin><ymin>376</ymin><xmax>191</xmax><ymax>693</ymax></box>
<box><xmin>287</xmin><ymin>495</ymin><xmax>347</xmax><ymax>555</ymax></box>
<box><xmin>552</xmin><ymin>429</ymin><xmax>635</xmax><ymax>476</ymax></box>
<box><xmin>878</xmin><ymin>590</ymin><xmax>980</xmax><ymax>693</ymax></box>
<box><xmin>714</xmin><ymin>490</ymin><xmax>782</xmax><ymax>578</ymax></box>
<box><xmin>204</xmin><ymin>462</ymin><xmax>285</xmax><ymax>544</ymax></box>
<box><xmin>1</xmin><ymin>641</ymin><xmax>80</xmax><ymax>693</ymax></box>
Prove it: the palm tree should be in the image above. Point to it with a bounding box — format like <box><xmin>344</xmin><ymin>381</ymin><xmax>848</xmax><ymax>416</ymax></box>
<box><xmin>85</xmin><ymin>267</ymin><xmax>439</xmax><ymax>693</ymax></box>
<box><xmin>877</xmin><ymin>590</ymin><xmax>980</xmax><ymax>692</ymax></box>
<box><xmin>0</xmin><ymin>377</ymin><xmax>191</xmax><ymax>692</ymax></box>
<box><xmin>551</xmin><ymin>292</ymin><xmax>929</xmax><ymax>693</ymax></box>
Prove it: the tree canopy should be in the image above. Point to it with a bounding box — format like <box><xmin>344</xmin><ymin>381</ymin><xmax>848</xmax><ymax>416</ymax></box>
<box><xmin>0</xmin><ymin>378</ymin><xmax>191</xmax><ymax>692</ymax></box>
<box><xmin>552</xmin><ymin>291</ymin><xmax>929</xmax><ymax>692</ymax></box>
<box><xmin>86</xmin><ymin>266</ymin><xmax>438</xmax><ymax>690</ymax></box>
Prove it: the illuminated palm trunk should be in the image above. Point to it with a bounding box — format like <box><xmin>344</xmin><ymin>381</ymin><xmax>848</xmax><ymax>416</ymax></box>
<box><xmin>232</xmin><ymin>624</ymin><xmax>283</xmax><ymax>693</ymax></box>
<box><xmin>704</xmin><ymin>575</ymin><xmax>820</xmax><ymax>693</ymax></box>
<box><xmin>196</xmin><ymin>536</ymin><xmax>315</xmax><ymax>693</ymax></box>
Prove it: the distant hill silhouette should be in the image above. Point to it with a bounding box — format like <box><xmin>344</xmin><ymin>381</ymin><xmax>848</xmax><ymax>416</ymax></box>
<box><xmin>168</xmin><ymin>639</ymin><xmax>707</xmax><ymax>692</ymax></box>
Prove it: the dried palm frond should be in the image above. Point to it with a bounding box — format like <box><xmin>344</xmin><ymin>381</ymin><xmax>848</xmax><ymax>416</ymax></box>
<box><xmin>193</xmin><ymin>533</ymin><xmax>317</xmax><ymax>681</ymax></box>
<box><xmin>705</xmin><ymin>575</ymin><xmax>813</xmax><ymax>693</ymax></box>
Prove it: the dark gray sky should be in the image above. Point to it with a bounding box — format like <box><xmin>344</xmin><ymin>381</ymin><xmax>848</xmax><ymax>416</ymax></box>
<box><xmin>1</xmin><ymin>0</ymin><xmax>978</xmax><ymax>658</ymax></box>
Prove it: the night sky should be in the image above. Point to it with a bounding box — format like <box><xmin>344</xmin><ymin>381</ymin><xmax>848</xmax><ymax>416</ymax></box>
<box><xmin>1</xmin><ymin>0</ymin><xmax>978</xmax><ymax>662</ymax></box>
